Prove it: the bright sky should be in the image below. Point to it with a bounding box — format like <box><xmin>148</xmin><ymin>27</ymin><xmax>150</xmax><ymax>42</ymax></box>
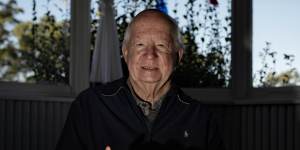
<box><xmin>253</xmin><ymin>0</ymin><xmax>300</xmax><ymax>76</ymax></box>
<box><xmin>4</xmin><ymin>0</ymin><xmax>300</xmax><ymax>84</ymax></box>
<box><xmin>14</xmin><ymin>0</ymin><xmax>70</xmax><ymax>21</ymax></box>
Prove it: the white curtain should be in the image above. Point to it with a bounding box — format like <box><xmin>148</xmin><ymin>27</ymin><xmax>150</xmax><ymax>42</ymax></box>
<box><xmin>90</xmin><ymin>0</ymin><xmax>123</xmax><ymax>83</ymax></box>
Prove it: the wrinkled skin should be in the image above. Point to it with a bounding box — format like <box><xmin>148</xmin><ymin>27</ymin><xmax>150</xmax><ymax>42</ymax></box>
<box><xmin>122</xmin><ymin>11</ymin><xmax>183</xmax><ymax>103</ymax></box>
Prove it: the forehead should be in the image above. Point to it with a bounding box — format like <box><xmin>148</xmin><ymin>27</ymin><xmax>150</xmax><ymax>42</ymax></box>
<box><xmin>134</xmin><ymin>19</ymin><xmax>171</xmax><ymax>30</ymax></box>
<box><xmin>130</xmin><ymin>16</ymin><xmax>173</xmax><ymax>39</ymax></box>
<box><xmin>131</xmin><ymin>29</ymin><xmax>171</xmax><ymax>42</ymax></box>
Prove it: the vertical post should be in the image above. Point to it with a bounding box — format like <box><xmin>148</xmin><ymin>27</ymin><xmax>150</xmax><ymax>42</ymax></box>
<box><xmin>70</xmin><ymin>0</ymin><xmax>91</xmax><ymax>95</ymax></box>
<box><xmin>295</xmin><ymin>105</ymin><xmax>300</xmax><ymax>150</ymax></box>
<box><xmin>231</xmin><ymin>0</ymin><xmax>252</xmax><ymax>99</ymax></box>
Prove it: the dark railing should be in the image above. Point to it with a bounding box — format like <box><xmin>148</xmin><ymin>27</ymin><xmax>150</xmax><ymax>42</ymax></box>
<box><xmin>0</xmin><ymin>99</ymin><xmax>299</xmax><ymax>150</ymax></box>
<box><xmin>220</xmin><ymin>104</ymin><xmax>300</xmax><ymax>150</ymax></box>
<box><xmin>0</xmin><ymin>99</ymin><xmax>70</xmax><ymax>150</ymax></box>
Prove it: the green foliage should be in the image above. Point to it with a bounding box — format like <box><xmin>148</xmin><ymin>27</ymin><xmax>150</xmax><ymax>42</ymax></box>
<box><xmin>0</xmin><ymin>0</ymin><xmax>25</xmax><ymax>81</ymax></box>
<box><xmin>0</xmin><ymin>0</ymin><xmax>70</xmax><ymax>83</ymax></box>
<box><xmin>254</xmin><ymin>42</ymin><xmax>299</xmax><ymax>87</ymax></box>
<box><xmin>174</xmin><ymin>0</ymin><xmax>231</xmax><ymax>87</ymax></box>
<box><xmin>13</xmin><ymin>15</ymin><xmax>70</xmax><ymax>83</ymax></box>
<box><xmin>264</xmin><ymin>68</ymin><xmax>300</xmax><ymax>87</ymax></box>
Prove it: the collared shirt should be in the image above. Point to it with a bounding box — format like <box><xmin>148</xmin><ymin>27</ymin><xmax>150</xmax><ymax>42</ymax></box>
<box><xmin>127</xmin><ymin>79</ymin><xmax>166</xmax><ymax>124</ymax></box>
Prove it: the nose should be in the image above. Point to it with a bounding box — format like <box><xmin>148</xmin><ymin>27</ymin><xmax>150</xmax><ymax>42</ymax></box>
<box><xmin>144</xmin><ymin>45</ymin><xmax>158</xmax><ymax>59</ymax></box>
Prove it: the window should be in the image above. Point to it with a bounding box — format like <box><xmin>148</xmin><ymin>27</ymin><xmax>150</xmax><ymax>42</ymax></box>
<box><xmin>231</xmin><ymin>0</ymin><xmax>300</xmax><ymax>102</ymax></box>
<box><xmin>1</xmin><ymin>0</ymin><xmax>298</xmax><ymax>103</ymax></box>
<box><xmin>0</xmin><ymin>0</ymin><xmax>91</xmax><ymax>99</ymax></box>
<box><xmin>0</xmin><ymin>0</ymin><xmax>70</xmax><ymax>84</ymax></box>
<box><xmin>168</xmin><ymin>0</ymin><xmax>232</xmax><ymax>88</ymax></box>
<box><xmin>253</xmin><ymin>0</ymin><xmax>300</xmax><ymax>87</ymax></box>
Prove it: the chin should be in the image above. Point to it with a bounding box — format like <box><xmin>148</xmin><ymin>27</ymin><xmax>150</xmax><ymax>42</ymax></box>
<box><xmin>140</xmin><ymin>78</ymin><xmax>160</xmax><ymax>83</ymax></box>
<box><xmin>136</xmin><ymin>75</ymin><xmax>162</xmax><ymax>83</ymax></box>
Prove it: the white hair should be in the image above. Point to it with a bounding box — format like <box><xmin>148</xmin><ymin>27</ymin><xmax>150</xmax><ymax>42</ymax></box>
<box><xmin>122</xmin><ymin>9</ymin><xmax>184</xmax><ymax>52</ymax></box>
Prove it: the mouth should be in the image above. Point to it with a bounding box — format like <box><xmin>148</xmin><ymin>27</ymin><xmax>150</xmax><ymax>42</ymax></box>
<box><xmin>141</xmin><ymin>66</ymin><xmax>158</xmax><ymax>71</ymax></box>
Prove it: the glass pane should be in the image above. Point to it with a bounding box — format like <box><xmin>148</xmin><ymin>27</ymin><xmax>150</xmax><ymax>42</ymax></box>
<box><xmin>253</xmin><ymin>0</ymin><xmax>300</xmax><ymax>87</ymax></box>
<box><xmin>90</xmin><ymin>0</ymin><xmax>232</xmax><ymax>88</ymax></box>
<box><xmin>0</xmin><ymin>0</ymin><xmax>70</xmax><ymax>84</ymax></box>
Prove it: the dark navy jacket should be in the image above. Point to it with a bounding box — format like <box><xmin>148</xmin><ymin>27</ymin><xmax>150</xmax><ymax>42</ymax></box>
<box><xmin>56</xmin><ymin>79</ymin><xmax>225</xmax><ymax>150</ymax></box>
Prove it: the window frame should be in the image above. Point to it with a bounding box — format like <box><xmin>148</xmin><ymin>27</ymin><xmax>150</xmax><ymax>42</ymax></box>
<box><xmin>234</xmin><ymin>0</ymin><xmax>300</xmax><ymax>104</ymax></box>
<box><xmin>0</xmin><ymin>0</ymin><xmax>91</xmax><ymax>102</ymax></box>
<box><xmin>1</xmin><ymin>0</ymin><xmax>299</xmax><ymax>104</ymax></box>
<box><xmin>184</xmin><ymin>0</ymin><xmax>300</xmax><ymax>104</ymax></box>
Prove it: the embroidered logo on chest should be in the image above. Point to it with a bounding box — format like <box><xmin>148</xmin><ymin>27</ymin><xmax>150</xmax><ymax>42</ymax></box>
<box><xmin>184</xmin><ymin>130</ymin><xmax>189</xmax><ymax>138</ymax></box>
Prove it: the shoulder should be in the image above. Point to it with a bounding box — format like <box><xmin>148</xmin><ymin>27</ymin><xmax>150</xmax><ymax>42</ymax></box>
<box><xmin>175</xmin><ymin>87</ymin><xmax>224</xmax><ymax>117</ymax></box>
<box><xmin>175</xmin><ymin>87</ymin><xmax>207</xmax><ymax>107</ymax></box>
<box><xmin>80</xmin><ymin>78</ymin><xmax>126</xmax><ymax>96</ymax></box>
<box><xmin>91</xmin><ymin>78</ymin><xmax>128</xmax><ymax>96</ymax></box>
<box><xmin>73</xmin><ymin>78</ymin><xmax>128</xmax><ymax>105</ymax></box>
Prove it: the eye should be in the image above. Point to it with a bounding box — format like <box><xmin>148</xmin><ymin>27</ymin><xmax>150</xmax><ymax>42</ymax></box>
<box><xmin>156</xmin><ymin>43</ymin><xmax>171</xmax><ymax>53</ymax></box>
<box><xmin>157</xmin><ymin>43</ymin><xmax>166</xmax><ymax>47</ymax></box>
<box><xmin>135</xmin><ymin>43</ymin><xmax>145</xmax><ymax>47</ymax></box>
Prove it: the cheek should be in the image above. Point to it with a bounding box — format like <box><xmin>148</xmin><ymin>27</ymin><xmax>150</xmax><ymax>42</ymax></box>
<box><xmin>160</xmin><ymin>56</ymin><xmax>175</xmax><ymax>74</ymax></box>
<box><xmin>127</xmin><ymin>53</ymin><xmax>140</xmax><ymax>70</ymax></box>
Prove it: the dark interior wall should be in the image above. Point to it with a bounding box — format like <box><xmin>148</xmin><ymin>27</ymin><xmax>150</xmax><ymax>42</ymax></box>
<box><xmin>0</xmin><ymin>99</ymin><xmax>70</xmax><ymax>150</ymax></box>
<box><xmin>218</xmin><ymin>104</ymin><xmax>300</xmax><ymax>150</ymax></box>
<box><xmin>0</xmin><ymin>99</ymin><xmax>299</xmax><ymax>150</ymax></box>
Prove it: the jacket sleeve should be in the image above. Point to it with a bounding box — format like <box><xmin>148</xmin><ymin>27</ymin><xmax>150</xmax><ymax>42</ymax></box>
<box><xmin>55</xmin><ymin>99</ymin><xmax>86</xmax><ymax>150</ymax></box>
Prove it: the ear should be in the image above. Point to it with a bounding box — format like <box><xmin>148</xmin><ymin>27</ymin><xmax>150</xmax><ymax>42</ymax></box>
<box><xmin>177</xmin><ymin>48</ymin><xmax>184</xmax><ymax>63</ymax></box>
<box><xmin>122</xmin><ymin>46</ymin><xmax>128</xmax><ymax>63</ymax></box>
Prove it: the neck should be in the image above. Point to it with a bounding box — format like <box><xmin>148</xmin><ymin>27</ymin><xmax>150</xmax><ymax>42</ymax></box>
<box><xmin>128</xmin><ymin>78</ymin><xmax>171</xmax><ymax>105</ymax></box>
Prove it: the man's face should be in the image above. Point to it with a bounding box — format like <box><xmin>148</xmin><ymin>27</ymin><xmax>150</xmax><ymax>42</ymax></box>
<box><xmin>123</xmin><ymin>16</ymin><xmax>181</xmax><ymax>85</ymax></box>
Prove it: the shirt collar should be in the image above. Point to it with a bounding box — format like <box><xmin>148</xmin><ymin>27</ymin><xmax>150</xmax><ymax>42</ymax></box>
<box><xmin>126</xmin><ymin>79</ymin><xmax>166</xmax><ymax>110</ymax></box>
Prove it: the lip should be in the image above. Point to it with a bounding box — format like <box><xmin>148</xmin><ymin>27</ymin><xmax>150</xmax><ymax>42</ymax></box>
<box><xmin>141</xmin><ymin>66</ymin><xmax>158</xmax><ymax>70</ymax></box>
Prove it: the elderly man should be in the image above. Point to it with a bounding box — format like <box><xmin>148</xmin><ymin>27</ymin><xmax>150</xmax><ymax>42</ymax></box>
<box><xmin>56</xmin><ymin>9</ymin><xmax>225</xmax><ymax>150</ymax></box>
